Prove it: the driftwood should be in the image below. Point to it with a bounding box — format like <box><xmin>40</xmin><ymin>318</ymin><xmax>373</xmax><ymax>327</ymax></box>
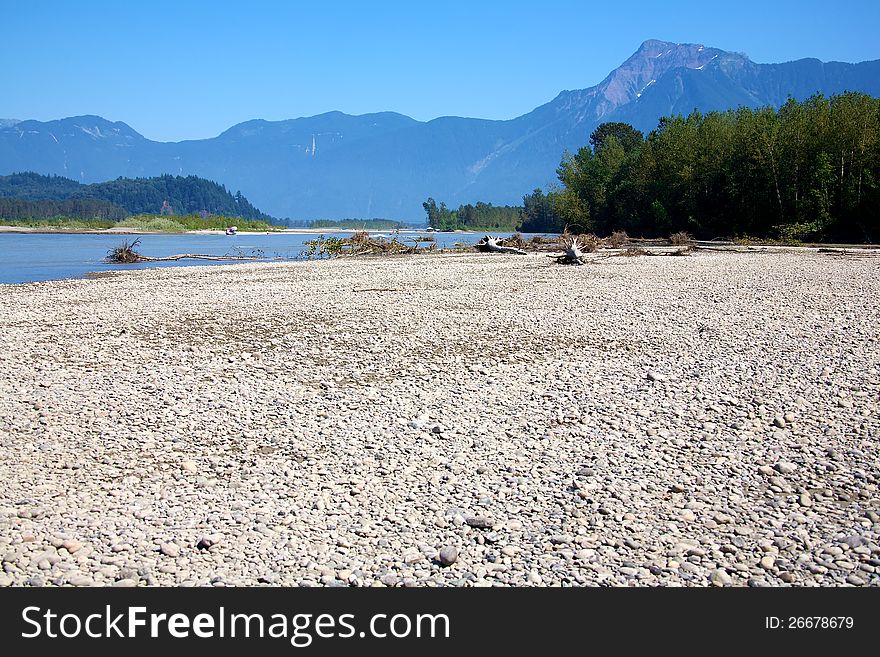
<box><xmin>691</xmin><ymin>245</ymin><xmax>751</xmax><ymax>253</ymax></box>
<box><xmin>549</xmin><ymin>235</ymin><xmax>591</xmax><ymax>265</ymax></box>
<box><xmin>303</xmin><ymin>231</ymin><xmax>435</xmax><ymax>258</ymax></box>
<box><xmin>817</xmin><ymin>248</ymin><xmax>880</xmax><ymax>259</ymax></box>
<box><xmin>474</xmin><ymin>235</ymin><xmax>527</xmax><ymax>255</ymax></box>
<box><xmin>136</xmin><ymin>254</ymin><xmax>263</xmax><ymax>262</ymax></box>
<box><xmin>106</xmin><ymin>238</ymin><xmax>266</xmax><ymax>264</ymax></box>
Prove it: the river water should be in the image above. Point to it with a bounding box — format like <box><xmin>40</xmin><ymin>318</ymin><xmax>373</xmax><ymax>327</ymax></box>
<box><xmin>0</xmin><ymin>231</ymin><xmax>546</xmax><ymax>284</ymax></box>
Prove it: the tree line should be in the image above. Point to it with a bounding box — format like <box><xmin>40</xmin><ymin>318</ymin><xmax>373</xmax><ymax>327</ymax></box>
<box><xmin>530</xmin><ymin>92</ymin><xmax>880</xmax><ymax>242</ymax></box>
<box><xmin>312</xmin><ymin>218</ymin><xmax>403</xmax><ymax>230</ymax></box>
<box><xmin>0</xmin><ymin>197</ymin><xmax>127</xmax><ymax>221</ymax></box>
<box><xmin>427</xmin><ymin>92</ymin><xmax>880</xmax><ymax>242</ymax></box>
<box><xmin>422</xmin><ymin>198</ymin><xmax>523</xmax><ymax>231</ymax></box>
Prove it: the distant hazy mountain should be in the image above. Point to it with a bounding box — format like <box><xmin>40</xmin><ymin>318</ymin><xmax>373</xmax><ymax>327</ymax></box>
<box><xmin>2</xmin><ymin>40</ymin><xmax>879</xmax><ymax>221</ymax></box>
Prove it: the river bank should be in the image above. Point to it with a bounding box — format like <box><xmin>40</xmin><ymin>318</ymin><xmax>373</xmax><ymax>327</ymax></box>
<box><xmin>0</xmin><ymin>224</ymin><xmax>520</xmax><ymax>236</ymax></box>
<box><xmin>0</xmin><ymin>249</ymin><xmax>877</xmax><ymax>586</ymax></box>
<box><xmin>0</xmin><ymin>225</ymin><xmax>350</xmax><ymax>235</ymax></box>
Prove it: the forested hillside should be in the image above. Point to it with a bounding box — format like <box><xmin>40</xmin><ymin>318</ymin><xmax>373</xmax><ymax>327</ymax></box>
<box><xmin>0</xmin><ymin>197</ymin><xmax>126</xmax><ymax>222</ymax></box>
<box><xmin>0</xmin><ymin>172</ymin><xmax>272</xmax><ymax>220</ymax></box>
<box><xmin>529</xmin><ymin>92</ymin><xmax>879</xmax><ymax>242</ymax></box>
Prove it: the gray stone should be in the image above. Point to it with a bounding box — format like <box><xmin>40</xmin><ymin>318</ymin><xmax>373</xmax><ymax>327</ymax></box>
<box><xmin>840</xmin><ymin>535</ymin><xmax>864</xmax><ymax>548</ymax></box>
<box><xmin>196</xmin><ymin>535</ymin><xmax>221</xmax><ymax>550</ymax></box>
<box><xmin>438</xmin><ymin>546</ymin><xmax>458</xmax><ymax>566</ymax></box>
<box><xmin>465</xmin><ymin>516</ymin><xmax>494</xmax><ymax>529</ymax></box>
<box><xmin>160</xmin><ymin>543</ymin><xmax>180</xmax><ymax>558</ymax></box>
<box><xmin>380</xmin><ymin>574</ymin><xmax>399</xmax><ymax>587</ymax></box>
<box><xmin>710</xmin><ymin>568</ymin><xmax>732</xmax><ymax>586</ymax></box>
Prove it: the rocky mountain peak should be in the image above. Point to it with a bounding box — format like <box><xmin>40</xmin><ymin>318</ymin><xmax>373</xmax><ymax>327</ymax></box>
<box><xmin>595</xmin><ymin>40</ymin><xmax>727</xmax><ymax>113</ymax></box>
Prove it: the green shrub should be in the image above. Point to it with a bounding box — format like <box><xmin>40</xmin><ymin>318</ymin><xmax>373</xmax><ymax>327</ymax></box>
<box><xmin>118</xmin><ymin>217</ymin><xmax>186</xmax><ymax>232</ymax></box>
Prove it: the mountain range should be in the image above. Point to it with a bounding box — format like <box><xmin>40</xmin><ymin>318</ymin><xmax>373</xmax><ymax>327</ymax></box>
<box><xmin>2</xmin><ymin>39</ymin><xmax>879</xmax><ymax>221</ymax></box>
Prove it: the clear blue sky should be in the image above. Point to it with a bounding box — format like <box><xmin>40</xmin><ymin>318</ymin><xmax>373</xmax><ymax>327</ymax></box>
<box><xmin>2</xmin><ymin>0</ymin><xmax>878</xmax><ymax>142</ymax></box>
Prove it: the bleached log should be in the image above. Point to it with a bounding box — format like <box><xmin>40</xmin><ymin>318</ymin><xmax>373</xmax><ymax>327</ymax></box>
<box><xmin>474</xmin><ymin>235</ymin><xmax>527</xmax><ymax>255</ymax></box>
<box><xmin>137</xmin><ymin>254</ymin><xmax>263</xmax><ymax>261</ymax></box>
<box><xmin>550</xmin><ymin>235</ymin><xmax>589</xmax><ymax>265</ymax></box>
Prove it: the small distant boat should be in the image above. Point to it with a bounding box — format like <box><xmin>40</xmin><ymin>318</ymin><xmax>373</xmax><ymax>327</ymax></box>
<box><xmin>225</xmin><ymin>226</ymin><xmax>238</xmax><ymax>235</ymax></box>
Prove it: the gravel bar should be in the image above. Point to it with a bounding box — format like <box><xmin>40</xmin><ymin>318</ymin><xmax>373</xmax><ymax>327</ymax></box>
<box><xmin>0</xmin><ymin>249</ymin><xmax>878</xmax><ymax>587</ymax></box>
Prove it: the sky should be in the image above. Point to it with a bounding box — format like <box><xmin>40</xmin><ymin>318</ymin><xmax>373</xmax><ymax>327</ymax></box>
<box><xmin>2</xmin><ymin>0</ymin><xmax>879</xmax><ymax>142</ymax></box>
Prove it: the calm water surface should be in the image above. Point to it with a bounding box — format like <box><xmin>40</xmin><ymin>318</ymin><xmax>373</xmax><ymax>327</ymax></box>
<box><xmin>0</xmin><ymin>231</ymin><xmax>547</xmax><ymax>284</ymax></box>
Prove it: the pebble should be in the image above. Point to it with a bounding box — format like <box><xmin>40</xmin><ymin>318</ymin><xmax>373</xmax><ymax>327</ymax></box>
<box><xmin>0</xmin><ymin>251</ymin><xmax>876</xmax><ymax>588</ymax></box>
<box><xmin>679</xmin><ymin>562</ymin><xmax>701</xmax><ymax>575</ymax></box>
<box><xmin>196</xmin><ymin>535</ymin><xmax>221</xmax><ymax>550</ymax></box>
<box><xmin>710</xmin><ymin>569</ymin><xmax>732</xmax><ymax>586</ymax></box>
<box><xmin>438</xmin><ymin>546</ymin><xmax>458</xmax><ymax>566</ymax></box>
<box><xmin>160</xmin><ymin>543</ymin><xmax>180</xmax><ymax>558</ymax></box>
<box><xmin>839</xmin><ymin>535</ymin><xmax>864</xmax><ymax>548</ymax></box>
<box><xmin>465</xmin><ymin>516</ymin><xmax>494</xmax><ymax>530</ymax></box>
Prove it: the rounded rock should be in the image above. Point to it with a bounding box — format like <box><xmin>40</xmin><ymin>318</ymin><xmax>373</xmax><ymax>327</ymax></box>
<box><xmin>438</xmin><ymin>546</ymin><xmax>458</xmax><ymax>567</ymax></box>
